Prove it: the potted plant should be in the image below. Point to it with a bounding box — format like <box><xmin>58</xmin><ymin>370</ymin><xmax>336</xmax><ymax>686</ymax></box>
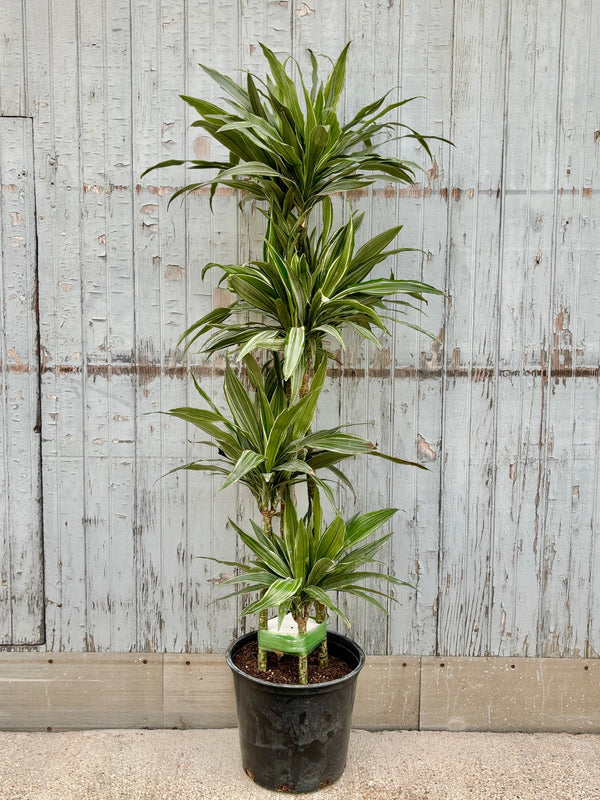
<box><xmin>145</xmin><ymin>43</ymin><xmax>444</xmax><ymax>793</ymax></box>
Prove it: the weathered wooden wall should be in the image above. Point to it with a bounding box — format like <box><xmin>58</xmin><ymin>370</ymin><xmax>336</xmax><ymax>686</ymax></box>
<box><xmin>0</xmin><ymin>0</ymin><xmax>599</xmax><ymax>657</ymax></box>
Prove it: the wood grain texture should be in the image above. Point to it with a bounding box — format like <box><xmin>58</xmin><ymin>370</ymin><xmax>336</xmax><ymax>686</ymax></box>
<box><xmin>420</xmin><ymin>656</ymin><xmax>600</xmax><ymax>733</ymax></box>
<box><xmin>0</xmin><ymin>117</ymin><xmax>43</xmax><ymax>645</ymax></box>
<box><xmin>1</xmin><ymin>653</ymin><xmax>599</xmax><ymax>733</ymax></box>
<box><xmin>0</xmin><ymin>0</ymin><xmax>598</xmax><ymax>659</ymax></box>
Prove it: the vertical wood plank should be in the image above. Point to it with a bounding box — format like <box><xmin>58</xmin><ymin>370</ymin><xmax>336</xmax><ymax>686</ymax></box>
<box><xmin>438</xmin><ymin>0</ymin><xmax>508</xmax><ymax>656</ymax></box>
<box><xmin>388</xmin><ymin>0</ymin><xmax>454</xmax><ymax>656</ymax></box>
<box><xmin>0</xmin><ymin>0</ymin><xmax>25</xmax><ymax>116</ymax></box>
<box><xmin>131</xmin><ymin>0</ymin><xmax>190</xmax><ymax>652</ymax></box>
<box><xmin>23</xmin><ymin>0</ymin><xmax>88</xmax><ymax>651</ymax></box>
<box><xmin>0</xmin><ymin>117</ymin><xmax>43</xmax><ymax>644</ymax></box>
<box><xmin>76</xmin><ymin>0</ymin><xmax>138</xmax><ymax>652</ymax></box>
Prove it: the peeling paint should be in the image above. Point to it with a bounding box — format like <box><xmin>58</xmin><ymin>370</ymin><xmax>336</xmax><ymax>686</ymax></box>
<box><xmin>370</xmin><ymin>347</ymin><xmax>391</xmax><ymax>374</ymax></box>
<box><xmin>164</xmin><ymin>264</ymin><xmax>184</xmax><ymax>281</ymax></box>
<box><xmin>417</xmin><ymin>434</ymin><xmax>437</xmax><ymax>461</ymax></box>
<box><xmin>298</xmin><ymin>2</ymin><xmax>314</xmax><ymax>16</ymax></box>
<box><xmin>427</xmin><ymin>158</ymin><xmax>439</xmax><ymax>182</ymax></box>
<box><xmin>214</xmin><ymin>287</ymin><xmax>234</xmax><ymax>308</ymax></box>
<box><xmin>192</xmin><ymin>136</ymin><xmax>211</xmax><ymax>159</ymax></box>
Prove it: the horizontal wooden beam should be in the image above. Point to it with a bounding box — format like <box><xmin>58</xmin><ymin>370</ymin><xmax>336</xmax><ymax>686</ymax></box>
<box><xmin>0</xmin><ymin>654</ymin><xmax>598</xmax><ymax>733</ymax></box>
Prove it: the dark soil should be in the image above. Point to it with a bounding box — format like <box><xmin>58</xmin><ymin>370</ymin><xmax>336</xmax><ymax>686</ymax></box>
<box><xmin>233</xmin><ymin>641</ymin><xmax>353</xmax><ymax>685</ymax></box>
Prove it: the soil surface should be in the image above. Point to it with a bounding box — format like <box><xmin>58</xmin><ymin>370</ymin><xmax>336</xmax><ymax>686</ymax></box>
<box><xmin>232</xmin><ymin>641</ymin><xmax>352</xmax><ymax>684</ymax></box>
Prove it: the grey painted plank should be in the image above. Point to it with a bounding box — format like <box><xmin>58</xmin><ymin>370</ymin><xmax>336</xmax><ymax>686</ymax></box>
<box><xmin>451</xmin><ymin>0</ymin><xmax>507</xmax><ymax>189</ymax></box>
<box><xmin>24</xmin><ymin>0</ymin><xmax>88</xmax><ymax>651</ymax></box>
<box><xmin>182</xmin><ymin>3</ymin><xmax>229</xmax><ymax>648</ymax></box>
<box><xmin>0</xmin><ymin>117</ymin><xmax>43</xmax><ymax>645</ymax></box>
<box><xmin>490</xmin><ymin>374</ymin><xmax>545</xmax><ymax>657</ymax></box>
<box><xmin>77</xmin><ymin>0</ymin><xmax>139</xmax><ymax>652</ymax></box>
<box><xmin>558</xmin><ymin>0</ymin><xmax>598</xmax><ymax>193</ymax></box>
<box><xmin>504</xmin><ymin>0</ymin><xmax>564</xmax><ymax>193</ymax></box>
<box><xmin>0</xmin><ymin>0</ymin><xmax>25</xmax><ymax>116</ymax></box>
<box><xmin>131</xmin><ymin>0</ymin><xmax>188</xmax><ymax>652</ymax></box>
<box><xmin>388</xmin><ymin>0</ymin><xmax>453</xmax><ymax>656</ymax></box>
<box><xmin>184</xmin><ymin>0</ymin><xmax>246</xmax><ymax>652</ymax></box>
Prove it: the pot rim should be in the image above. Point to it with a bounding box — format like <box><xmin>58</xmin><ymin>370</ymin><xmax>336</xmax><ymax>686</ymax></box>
<box><xmin>226</xmin><ymin>629</ymin><xmax>365</xmax><ymax>693</ymax></box>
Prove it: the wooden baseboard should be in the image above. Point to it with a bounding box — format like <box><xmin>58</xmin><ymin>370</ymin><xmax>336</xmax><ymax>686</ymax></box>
<box><xmin>0</xmin><ymin>653</ymin><xmax>598</xmax><ymax>733</ymax></box>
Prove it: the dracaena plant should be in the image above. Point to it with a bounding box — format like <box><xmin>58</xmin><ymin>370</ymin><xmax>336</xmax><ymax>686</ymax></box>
<box><xmin>166</xmin><ymin>353</ymin><xmax>420</xmax><ymax>518</ymax></box>
<box><xmin>145</xmin><ymin>44</ymin><xmax>445</xmax><ymax>394</ymax></box>
<box><xmin>143</xmin><ymin>43</ymin><xmax>442</xmax><ymax>256</ymax></box>
<box><xmin>149</xmin><ymin>42</ymin><xmax>445</xmax><ymax>683</ymax></box>
<box><xmin>212</xmin><ymin>498</ymin><xmax>410</xmax><ymax>684</ymax></box>
<box><xmin>178</xmin><ymin>204</ymin><xmax>443</xmax><ymax>395</ymax></box>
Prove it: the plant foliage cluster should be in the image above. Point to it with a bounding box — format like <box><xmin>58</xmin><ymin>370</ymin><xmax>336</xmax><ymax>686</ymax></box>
<box><xmin>146</xmin><ymin>43</ymin><xmax>444</xmax><ymax>682</ymax></box>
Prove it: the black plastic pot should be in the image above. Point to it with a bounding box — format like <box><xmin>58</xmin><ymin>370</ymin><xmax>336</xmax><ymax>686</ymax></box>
<box><xmin>226</xmin><ymin>630</ymin><xmax>365</xmax><ymax>793</ymax></box>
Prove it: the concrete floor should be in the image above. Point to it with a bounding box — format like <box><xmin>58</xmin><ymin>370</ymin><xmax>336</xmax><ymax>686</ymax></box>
<box><xmin>0</xmin><ymin>728</ymin><xmax>599</xmax><ymax>799</ymax></box>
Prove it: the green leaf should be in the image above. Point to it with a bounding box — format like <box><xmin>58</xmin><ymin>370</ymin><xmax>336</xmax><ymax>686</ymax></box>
<box><xmin>221</xmin><ymin>570</ymin><xmax>278</xmax><ymax>587</ymax></box>
<box><xmin>315</xmin><ymin>324</ymin><xmax>346</xmax><ymax>350</ymax></box>
<box><xmin>337</xmin><ymin>278</ymin><xmax>444</xmax><ymax>300</ymax></box>
<box><xmin>247</xmin><ymin>72</ymin><xmax>267</xmax><ymax>117</ymax></box>
<box><xmin>316</xmin><ymin>515</ymin><xmax>346</xmax><ymax>560</ymax></box>
<box><xmin>242</xmin><ymin>577</ymin><xmax>303</xmax><ymax>616</ymax></box>
<box><xmin>190</xmin><ymin>371</ymin><xmax>220</xmax><ymax>415</ymax></box>
<box><xmin>264</xmin><ymin>393</ymin><xmax>320</xmax><ymax>470</ymax></box>
<box><xmin>323</xmin><ymin>41</ymin><xmax>350</xmax><ymax>110</ymax></box>
<box><xmin>306</xmin><ymin>557</ymin><xmax>335</xmax><ymax>587</ymax></box>
<box><xmin>302</xmin><ymin>430</ymin><xmax>375</xmax><ymax>455</ymax></box>
<box><xmin>343</xmin><ymin>587</ymin><xmax>389</xmax><ymax>615</ymax></box>
<box><xmin>199</xmin><ymin>64</ymin><xmax>251</xmax><ymax>109</ymax></box>
<box><xmin>220</xmin><ymin>450</ymin><xmax>265</xmax><ymax>491</ymax></box>
<box><xmin>140</xmin><ymin>158</ymin><xmax>186</xmax><ymax>178</ymax></box>
<box><xmin>164</xmin><ymin>408</ymin><xmax>240</xmax><ymax>456</ymax></box>
<box><xmin>283</xmin><ymin>326</ymin><xmax>306</xmax><ymax>381</ymax></box>
<box><xmin>160</xmin><ymin>462</ymin><xmax>230</xmax><ymax>482</ymax></box>
<box><xmin>304</xmin><ymin>586</ymin><xmax>351</xmax><ymax>627</ymax></box>
<box><xmin>176</xmin><ymin>306</ymin><xmax>233</xmax><ymax>354</ymax></box>
<box><xmin>334</xmin><ymin>532</ymin><xmax>393</xmax><ymax>571</ymax></box>
<box><xmin>345</xmin><ymin>508</ymin><xmax>398</xmax><ymax>547</ymax></box>
<box><xmin>238</xmin><ymin>331</ymin><xmax>285</xmax><ymax>360</ymax></box>
<box><xmin>230</xmin><ymin>520</ymin><xmax>290</xmax><ymax>576</ymax></box>
<box><xmin>223</xmin><ymin>360</ymin><xmax>263</xmax><ymax>448</ymax></box>
<box><xmin>292</xmin><ymin>521</ymin><xmax>309</xmax><ymax>581</ymax></box>
<box><xmin>348</xmin><ymin>225</ymin><xmax>402</xmax><ymax>270</ymax></box>
<box><xmin>370</xmin><ymin>450</ymin><xmax>429</xmax><ymax>471</ymax></box>
<box><xmin>275</xmin><ymin>459</ymin><xmax>315</xmax><ymax>475</ymax></box>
